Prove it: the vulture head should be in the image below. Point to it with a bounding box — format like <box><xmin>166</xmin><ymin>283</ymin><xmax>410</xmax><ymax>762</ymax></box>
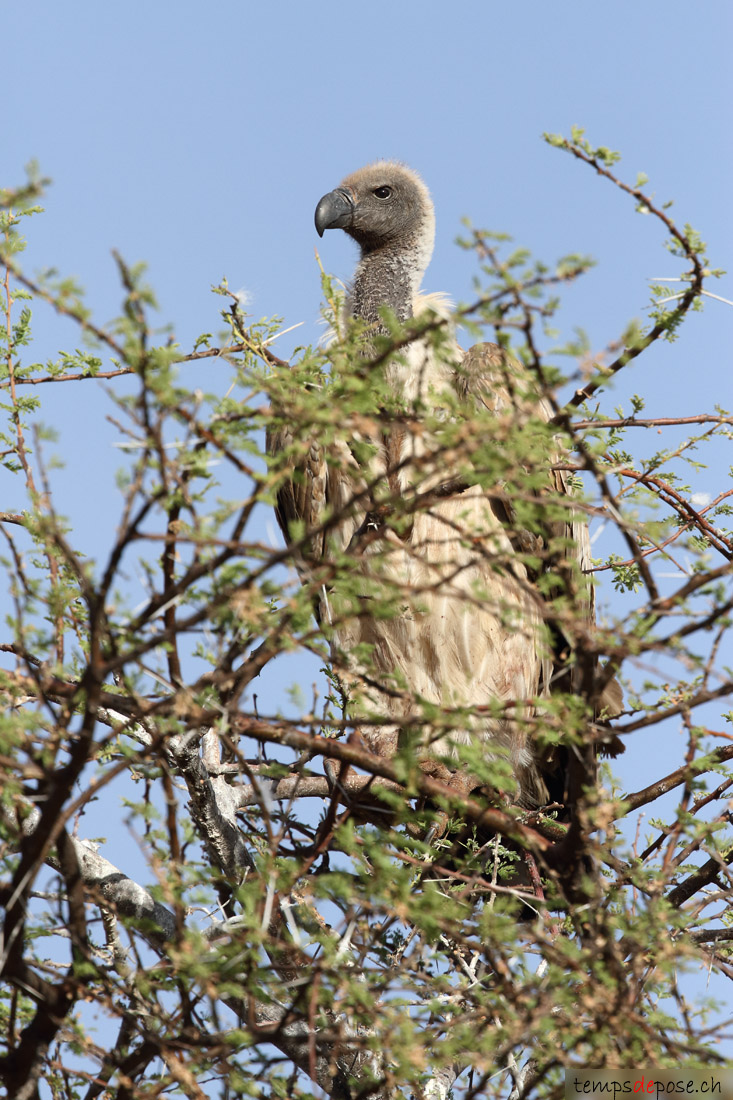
<box><xmin>314</xmin><ymin>162</ymin><xmax>436</xmax><ymax>325</ymax></box>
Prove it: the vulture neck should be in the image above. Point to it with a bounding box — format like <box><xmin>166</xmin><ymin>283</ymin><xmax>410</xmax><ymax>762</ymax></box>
<box><xmin>349</xmin><ymin>227</ymin><xmax>433</xmax><ymax>334</ymax></box>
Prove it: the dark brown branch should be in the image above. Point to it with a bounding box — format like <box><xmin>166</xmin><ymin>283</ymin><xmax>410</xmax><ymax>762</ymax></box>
<box><xmin>615</xmin><ymin>680</ymin><xmax>733</xmax><ymax>736</ymax></box>
<box><xmin>689</xmin><ymin>929</ymin><xmax>733</xmax><ymax>944</ymax></box>
<box><xmin>573</xmin><ymin>414</ymin><xmax>733</xmax><ymax>431</ymax></box>
<box><xmin>0</xmin><ymin>252</ymin><xmax>127</xmax><ymax>360</ymax></box>
<box><xmin>666</xmin><ymin>844</ymin><xmax>733</xmax><ymax>909</ymax></box>
<box><xmin>623</xmin><ymin>746</ymin><xmax>733</xmax><ymax>813</ymax></box>
<box><xmin>550</xmin><ymin>138</ymin><xmax>706</xmax><ymax>411</ymax></box>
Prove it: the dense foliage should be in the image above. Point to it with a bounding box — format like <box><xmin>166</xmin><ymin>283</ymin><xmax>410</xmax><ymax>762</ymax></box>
<box><xmin>1</xmin><ymin>132</ymin><xmax>731</xmax><ymax>1099</ymax></box>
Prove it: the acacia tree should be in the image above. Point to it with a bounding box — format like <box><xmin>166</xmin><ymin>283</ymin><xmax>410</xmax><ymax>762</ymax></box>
<box><xmin>1</xmin><ymin>132</ymin><xmax>732</xmax><ymax>1100</ymax></box>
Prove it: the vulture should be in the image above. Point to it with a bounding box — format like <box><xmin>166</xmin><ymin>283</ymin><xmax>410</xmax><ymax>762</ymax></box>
<box><xmin>267</xmin><ymin>161</ymin><xmax>621</xmax><ymax>820</ymax></box>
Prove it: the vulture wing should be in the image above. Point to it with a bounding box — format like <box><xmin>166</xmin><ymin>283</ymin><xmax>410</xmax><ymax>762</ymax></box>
<box><xmin>456</xmin><ymin>341</ymin><xmax>623</xmax><ymax>802</ymax></box>
<box><xmin>266</xmin><ymin>420</ymin><xmax>329</xmax><ymax>571</ymax></box>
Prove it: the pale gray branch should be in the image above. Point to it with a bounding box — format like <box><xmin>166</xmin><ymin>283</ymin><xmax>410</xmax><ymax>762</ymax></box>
<box><xmin>169</xmin><ymin>735</ymin><xmax>255</xmax><ymax>880</ymax></box>
<box><xmin>5</xmin><ymin>804</ymin><xmax>176</xmax><ymax>947</ymax></box>
<box><xmin>233</xmin><ymin>771</ymin><xmax>402</xmax><ymax>808</ymax></box>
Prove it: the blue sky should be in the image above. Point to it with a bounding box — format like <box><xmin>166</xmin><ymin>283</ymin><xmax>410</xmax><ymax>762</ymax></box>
<box><xmin>4</xmin><ymin>0</ymin><xmax>733</xmax><ymax>1049</ymax></box>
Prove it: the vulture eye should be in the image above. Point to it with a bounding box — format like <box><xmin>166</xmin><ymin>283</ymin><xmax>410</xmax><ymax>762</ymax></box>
<box><xmin>373</xmin><ymin>186</ymin><xmax>392</xmax><ymax>199</ymax></box>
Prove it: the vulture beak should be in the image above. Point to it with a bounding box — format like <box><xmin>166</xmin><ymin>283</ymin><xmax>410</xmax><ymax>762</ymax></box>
<box><xmin>314</xmin><ymin>187</ymin><xmax>354</xmax><ymax>237</ymax></box>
